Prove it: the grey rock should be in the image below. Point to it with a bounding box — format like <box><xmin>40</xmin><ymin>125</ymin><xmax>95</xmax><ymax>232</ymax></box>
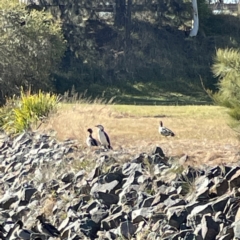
<box><xmin>184</xmin><ymin>166</ymin><xmax>204</xmax><ymax>182</ymax></box>
<box><xmin>122</xmin><ymin>162</ymin><xmax>143</xmax><ymax>176</ymax></box>
<box><xmin>47</xmin><ymin>179</ymin><xmax>59</xmax><ymax>191</ymax></box>
<box><xmin>171</xmin><ymin>230</ymin><xmax>194</xmax><ymax>240</ymax></box>
<box><xmin>201</xmin><ymin>214</ymin><xmax>219</xmax><ymax>240</ymax></box>
<box><xmin>2</xmin><ymin>173</ymin><xmax>17</xmax><ymax>183</ymax></box>
<box><xmin>91</xmin><ymin>208</ymin><xmax>108</xmax><ymax>224</ymax></box>
<box><xmin>141</xmin><ymin>196</ymin><xmax>154</xmax><ymax>208</ymax></box>
<box><xmin>195</xmin><ymin>187</ymin><xmax>210</xmax><ymax>200</ymax></box>
<box><xmin>132</xmin><ymin>207</ymin><xmax>153</xmax><ymax>223</ymax></box>
<box><xmin>187</xmin><ymin>203</ymin><xmax>213</xmax><ymax>228</ymax></box>
<box><xmin>103</xmin><ymin>172</ymin><xmax>124</xmax><ymax>183</ymax></box>
<box><xmin>225</xmin><ymin>166</ymin><xmax>240</xmax><ymax>181</ymax></box>
<box><xmin>151</xmin><ymin>213</ymin><xmax>166</xmax><ymax>223</ymax></box>
<box><xmin>185</xmin><ymin>201</ymin><xmax>205</xmax><ymax>213</ymax></box>
<box><xmin>215</xmin><ymin>211</ymin><xmax>227</xmax><ymax>223</ymax></box>
<box><xmin>61</xmin><ymin>172</ymin><xmax>75</xmax><ymax>183</ymax></box>
<box><xmin>167</xmin><ymin>206</ymin><xmax>188</xmax><ymax>229</ymax></box>
<box><xmin>2</xmin><ymin>131</ymin><xmax>240</xmax><ymax>240</ymax></box>
<box><xmin>218</xmin><ymin>234</ymin><xmax>234</xmax><ymax>240</ymax></box>
<box><xmin>219</xmin><ymin>225</ymin><xmax>234</xmax><ymax>240</ymax></box>
<box><xmin>150</xmin><ymin>154</ymin><xmax>166</xmax><ymax>165</ymax></box>
<box><xmin>119</xmin><ymin>189</ymin><xmax>138</xmax><ymax>206</ymax></box>
<box><xmin>87</xmin><ymin>166</ymin><xmax>103</xmax><ymax>181</ymax></box>
<box><xmin>97</xmin><ymin>230</ymin><xmax>117</xmax><ymax>240</ymax></box>
<box><xmin>58</xmin><ymin>216</ymin><xmax>72</xmax><ymax>232</ymax></box>
<box><xmin>101</xmin><ymin>212</ymin><xmax>126</xmax><ymax>230</ymax></box>
<box><xmin>85</xmin><ymin>200</ymin><xmax>101</xmax><ymax>213</ymax></box>
<box><xmin>0</xmin><ymin>193</ymin><xmax>18</xmax><ymax>209</ymax></box>
<box><xmin>152</xmin><ymin>146</ymin><xmax>165</xmax><ymax>158</ymax></box>
<box><xmin>147</xmin><ymin>232</ymin><xmax>158</xmax><ymax>240</ymax></box>
<box><xmin>224</xmin><ymin>197</ymin><xmax>239</xmax><ymax>222</ymax></box>
<box><xmin>57</xmin><ymin>182</ymin><xmax>73</xmax><ymax>193</ymax></box>
<box><xmin>135</xmin><ymin>191</ymin><xmax>151</xmax><ymax>208</ymax></box>
<box><xmin>19</xmin><ymin>187</ymin><xmax>37</xmax><ymax>202</ymax></box>
<box><xmin>160</xmin><ymin>224</ymin><xmax>178</xmax><ymax>238</ymax></box>
<box><xmin>75</xmin><ymin>170</ymin><xmax>86</xmax><ymax>181</ymax></box>
<box><xmin>151</xmin><ymin>192</ymin><xmax>169</xmax><ymax>207</ymax></box>
<box><xmin>209</xmin><ymin>178</ymin><xmax>228</xmax><ymax>196</ymax></box>
<box><xmin>206</xmin><ymin>166</ymin><xmax>223</xmax><ymax>178</ymax></box>
<box><xmin>229</xmin><ymin>169</ymin><xmax>240</xmax><ymax>190</ymax></box>
<box><xmin>93</xmin><ymin>192</ymin><xmax>119</xmax><ymax>207</ymax></box>
<box><xmin>118</xmin><ymin>221</ymin><xmax>136</xmax><ymax>239</ymax></box>
<box><xmin>164</xmin><ymin>195</ymin><xmax>186</xmax><ymax>208</ymax></box>
<box><xmin>212</xmin><ymin>195</ymin><xmax>229</xmax><ymax>213</ymax></box>
<box><xmin>110</xmin><ymin>205</ymin><xmax>122</xmax><ymax>215</ymax></box>
<box><xmin>78</xmin><ymin>218</ymin><xmax>99</xmax><ymax>239</ymax></box>
<box><xmin>90</xmin><ymin>180</ymin><xmax>120</xmax><ymax>195</ymax></box>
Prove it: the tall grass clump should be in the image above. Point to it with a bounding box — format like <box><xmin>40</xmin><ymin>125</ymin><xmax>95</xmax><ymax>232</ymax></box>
<box><xmin>0</xmin><ymin>90</ymin><xmax>59</xmax><ymax>135</ymax></box>
<box><xmin>62</xmin><ymin>86</ymin><xmax>116</xmax><ymax>105</ymax></box>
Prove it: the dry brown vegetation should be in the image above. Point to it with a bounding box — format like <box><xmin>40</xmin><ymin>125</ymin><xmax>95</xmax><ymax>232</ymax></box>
<box><xmin>37</xmin><ymin>103</ymin><xmax>240</xmax><ymax>167</ymax></box>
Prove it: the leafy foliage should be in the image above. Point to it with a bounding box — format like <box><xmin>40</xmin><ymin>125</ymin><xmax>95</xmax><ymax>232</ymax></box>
<box><xmin>0</xmin><ymin>89</ymin><xmax>59</xmax><ymax>135</ymax></box>
<box><xmin>0</xmin><ymin>0</ymin><xmax>66</xmax><ymax>105</ymax></box>
<box><xmin>156</xmin><ymin>0</ymin><xmax>192</xmax><ymax>27</ymax></box>
<box><xmin>212</xmin><ymin>48</ymin><xmax>240</xmax><ymax>130</ymax></box>
<box><xmin>212</xmin><ymin>48</ymin><xmax>240</xmax><ymax>103</ymax></box>
<box><xmin>54</xmin><ymin>0</ymin><xmax>227</xmax><ymax>99</ymax></box>
<box><xmin>1</xmin><ymin>0</ymin><xmax>240</xmax><ymax>104</ymax></box>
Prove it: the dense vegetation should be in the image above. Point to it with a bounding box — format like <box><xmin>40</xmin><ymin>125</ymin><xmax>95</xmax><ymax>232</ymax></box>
<box><xmin>49</xmin><ymin>0</ymin><xmax>240</xmax><ymax>104</ymax></box>
<box><xmin>0</xmin><ymin>0</ymin><xmax>66</xmax><ymax>104</ymax></box>
<box><xmin>211</xmin><ymin>48</ymin><xmax>240</xmax><ymax>131</ymax></box>
<box><xmin>0</xmin><ymin>0</ymin><xmax>240</xmax><ymax>106</ymax></box>
<box><xmin>0</xmin><ymin>90</ymin><xmax>58</xmax><ymax>135</ymax></box>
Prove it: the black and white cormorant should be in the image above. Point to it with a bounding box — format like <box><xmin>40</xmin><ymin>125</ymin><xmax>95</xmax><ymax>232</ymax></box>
<box><xmin>159</xmin><ymin>121</ymin><xmax>175</xmax><ymax>137</ymax></box>
<box><xmin>86</xmin><ymin>128</ymin><xmax>98</xmax><ymax>147</ymax></box>
<box><xmin>95</xmin><ymin>125</ymin><xmax>112</xmax><ymax>149</ymax></box>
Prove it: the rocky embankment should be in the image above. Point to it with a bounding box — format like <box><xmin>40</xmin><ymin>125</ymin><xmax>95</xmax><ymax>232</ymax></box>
<box><xmin>0</xmin><ymin>132</ymin><xmax>240</xmax><ymax>239</ymax></box>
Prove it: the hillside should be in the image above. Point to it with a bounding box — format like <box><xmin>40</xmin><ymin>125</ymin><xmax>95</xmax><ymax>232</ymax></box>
<box><xmin>16</xmin><ymin>0</ymin><xmax>239</xmax><ymax>104</ymax></box>
<box><xmin>2</xmin><ymin>1</ymin><xmax>240</xmax><ymax>105</ymax></box>
<box><xmin>49</xmin><ymin>3</ymin><xmax>240</xmax><ymax>105</ymax></box>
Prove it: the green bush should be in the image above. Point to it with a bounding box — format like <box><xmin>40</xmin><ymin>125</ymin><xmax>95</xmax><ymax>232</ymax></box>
<box><xmin>211</xmin><ymin>48</ymin><xmax>240</xmax><ymax>132</ymax></box>
<box><xmin>0</xmin><ymin>0</ymin><xmax>66</xmax><ymax>105</ymax></box>
<box><xmin>0</xmin><ymin>90</ymin><xmax>59</xmax><ymax>135</ymax></box>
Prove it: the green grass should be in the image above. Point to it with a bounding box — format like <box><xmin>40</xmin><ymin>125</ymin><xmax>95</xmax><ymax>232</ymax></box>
<box><xmin>62</xmin><ymin>78</ymin><xmax>212</xmax><ymax>107</ymax></box>
<box><xmin>112</xmin><ymin>105</ymin><xmax>226</xmax><ymax>118</ymax></box>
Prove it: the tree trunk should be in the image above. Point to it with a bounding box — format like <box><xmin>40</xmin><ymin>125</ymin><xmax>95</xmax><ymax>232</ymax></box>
<box><xmin>189</xmin><ymin>0</ymin><xmax>199</xmax><ymax>37</ymax></box>
<box><xmin>125</xmin><ymin>0</ymin><xmax>132</xmax><ymax>50</ymax></box>
<box><xmin>114</xmin><ymin>0</ymin><xmax>126</xmax><ymax>27</ymax></box>
<box><xmin>238</xmin><ymin>0</ymin><xmax>240</xmax><ymax>16</ymax></box>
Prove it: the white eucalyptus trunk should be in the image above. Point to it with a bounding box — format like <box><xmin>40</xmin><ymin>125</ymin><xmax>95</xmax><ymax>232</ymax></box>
<box><xmin>189</xmin><ymin>0</ymin><xmax>199</xmax><ymax>37</ymax></box>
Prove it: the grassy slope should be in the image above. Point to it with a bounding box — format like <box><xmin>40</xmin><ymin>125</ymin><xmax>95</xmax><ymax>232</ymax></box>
<box><xmin>57</xmin><ymin>13</ymin><xmax>240</xmax><ymax>105</ymax></box>
<box><xmin>38</xmin><ymin>103</ymin><xmax>240</xmax><ymax>167</ymax></box>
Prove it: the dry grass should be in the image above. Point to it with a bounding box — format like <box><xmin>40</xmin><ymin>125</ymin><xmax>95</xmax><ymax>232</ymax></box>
<box><xmin>41</xmin><ymin>196</ymin><xmax>57</xmax><ymax>217</ymax></box>
<box><xmin>36</xmin><ymin>103</ymin><xmax>240</xmax><ymax>167</ymax></box>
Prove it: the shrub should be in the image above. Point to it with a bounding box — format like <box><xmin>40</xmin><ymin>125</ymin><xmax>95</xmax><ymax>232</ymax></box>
<box><xmin>211</xmin><ymin>48</ymin><xmax>240</xmax><ymax>132</ymax></box>
<box><xmin>0</xmin><ymin>0</ymin><xmax>66</xmax><ymax>105</ymax></box>
<box><xmin>0</xmin><ymin>89</ymin><xmax>59</xmax><ymax>135</ymax></box>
